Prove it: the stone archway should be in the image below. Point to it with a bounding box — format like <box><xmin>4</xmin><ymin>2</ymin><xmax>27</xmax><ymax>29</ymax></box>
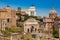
<box><xmin>27</xmin><ymin>29</ymin><xmax>29</xmax><ymax>32</ymax></box>
<box><xmin>31</xmin><ymin>26</ymin><xmax>34</xmax><ymax>33</ymax></box>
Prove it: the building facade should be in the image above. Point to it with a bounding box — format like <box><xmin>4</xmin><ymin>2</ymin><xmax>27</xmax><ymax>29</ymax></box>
<box><xmin>27</xmin><ymin>5</ymin><xmax>36</xmax><ymax>16</ymax></box>
<box><xmin>0</xmin><ymin>5</ymin><xmax>36</xmax><ymax>31</ymax></box>
<box><xmin>0</xmin><ymin>6</ymin><xmax>17</xmax><ymax>30</ymax></box>
<box><xmin>43</xmin><ymin>8</ymin><xmax>60</xmax><ymax>31</ymax></box>
<box><xmin>24</xmin><ymin>18</ymin><xmax>39</xmax><ymax>33</ymax></box>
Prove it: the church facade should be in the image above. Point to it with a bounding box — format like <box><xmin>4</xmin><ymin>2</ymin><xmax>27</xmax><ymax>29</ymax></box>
<box><xmin>43</xmin><ymin>8</ymin><xmax>60</xmax><ymax>32</ymax></box>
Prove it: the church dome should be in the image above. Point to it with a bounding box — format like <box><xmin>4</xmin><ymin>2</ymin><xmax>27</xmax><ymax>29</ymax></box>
<box><xmin>49</xmin><ymin>7</ymin><xmax>57</xmax><ymax>18</ymax></box>
<box><xmin>50</xmin><ymin>8</ymin><xmax>57</xmax><ymax>14</ymax></box>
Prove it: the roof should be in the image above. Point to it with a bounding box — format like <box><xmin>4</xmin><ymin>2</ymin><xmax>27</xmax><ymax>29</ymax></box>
<box><xmin>25</xmin><ymin>18</ymin><xmax>37</xmax><ymax>22</ymax></box>
<box><xmin>50</xmin><ymin>7</ymin><xmax>57</xmax><ymax>14</ymax></box>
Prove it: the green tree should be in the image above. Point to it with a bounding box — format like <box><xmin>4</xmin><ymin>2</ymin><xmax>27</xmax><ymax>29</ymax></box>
<box><xmin>24</xmin><ymin>14</ymin><xmax>30</xmax><ymax>20</ymax></box>
<box><xmin>1</xmin><ymin>26</ymin><xmax>23</xmax><ymax>36</ymax></box>
<box><xmin>26</xmin><ymin>38</ymin><xmax>31</xmax><ymax>40</ymax></box>
<box><xmin>32</xmin><ymin>34</ymin><xmax>36</xmax><ymax>38</ymax></box>
<box><xmin>53</xmin><ymin>29</ymin><xmax>59</xmax><ymax>38</ymax></box>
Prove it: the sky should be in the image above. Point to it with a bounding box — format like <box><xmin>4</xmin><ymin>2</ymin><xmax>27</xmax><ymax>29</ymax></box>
<box><xmin>0</xmin><ymin>0</ymin><xmax>60</xmax><ymax>16</ymax></box>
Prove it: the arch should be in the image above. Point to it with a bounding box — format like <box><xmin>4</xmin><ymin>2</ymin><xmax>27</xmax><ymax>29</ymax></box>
<box><xmin>31</xmin><ymin>26</ymin><xmax>34</xmax><ymax>29</ymax></box>
<box><xmin>27</xmin><ymin>29</ymin><xmax>29</xmax><ymax>32</ymax></box>
<box><xmin>7</xmin><ymin>18</ymin><xmax>9</xmax><ymax>22</ymax></box>
<box><xmin>31</xmin><ymin>26</ymin><xmax>34</xmax><ymax>32</ymax></box>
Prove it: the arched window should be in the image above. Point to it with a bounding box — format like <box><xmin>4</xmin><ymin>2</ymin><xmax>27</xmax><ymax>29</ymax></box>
<box><xmin>27</xmin><ymin>29</ymin><xmax>29</xmax><ymax>32</ymax></box>
<box><xmin>32</xmin><ymin>26</ymin><xmax>34</xmax><ymax>29</ymax></box>
<box><xmin>7</xmin><ymin>19</ymin><xmax>9</xmax><ymax>22</ymax></box>
<box><xmin>31</xmin><ymin>26</ymin><xmax>34</xmax><ymax>32</ymax></box>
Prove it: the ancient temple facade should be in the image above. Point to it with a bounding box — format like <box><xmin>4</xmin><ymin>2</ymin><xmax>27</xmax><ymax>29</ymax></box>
<box><xmin>0</xmin><ymin>6</ymin><xmax>17</xmax><ymax>30</ymax></box>
<box><xmin>24</xmin><ymin>18</ymin><xmax>39</xmax><ymax>33</ymax></box>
